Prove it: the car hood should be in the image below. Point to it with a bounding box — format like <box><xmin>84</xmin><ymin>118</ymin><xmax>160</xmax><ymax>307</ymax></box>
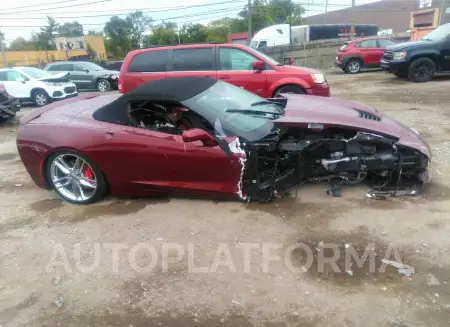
<box><xmin>273</xmin><ymin>94</ymin><xmax>431</xmax><ymax>158</ymax></box>
<box><xmin>386</xmin><ymin>40</ymin><xmax>436</xmax><ymax>51</ymax></box>
<box><xmin>38</xmin><ymin>72</ymin><xmax>71</xmax><ymax>82</ymax></box>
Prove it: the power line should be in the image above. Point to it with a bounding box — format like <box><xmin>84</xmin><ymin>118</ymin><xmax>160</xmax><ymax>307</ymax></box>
<box><xmin>0</xmin><ymin>0</ymin><xmax>112</xmax><ymax>15</ymax></box>
<box><xmin>0</xmin><ymin>0</ymin><xmax>246</xmax><ymax>19</ymax></box>
<box><xmin>0</xmin><ymin>7</ymin><xmax>243</xmax><ymax>28</ymax></box>
<box><xmin>3</xmin><ymin>0</ymin><xmax>78</xmax><ymax>11</ymax></box>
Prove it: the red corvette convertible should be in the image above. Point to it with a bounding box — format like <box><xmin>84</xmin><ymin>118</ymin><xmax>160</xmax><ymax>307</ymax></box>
<box><xmin>17</xmin><ymin>77</ymin><xmax>431</xmax><ymax>204</ymax></box>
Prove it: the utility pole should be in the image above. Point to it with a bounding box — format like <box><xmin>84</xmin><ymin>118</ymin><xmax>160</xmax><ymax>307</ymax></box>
<box><xmin>325</xmin><ymin>0</ymin><xmax>328</xmax><ymax>13</ymax></box>
<box><xmin>350</xmin><ymin>0</ymin><xmax>356</xmax><ymax>39</ymax></box>
<box><xmin>247</xmin><ymin>0</ymin><xmax>252</xmax><ymax>44</ymax></box>
<box><xmin>0</xmin><ymin>29</ymin><xmax>7</xmax><ymax>68</ymax></box>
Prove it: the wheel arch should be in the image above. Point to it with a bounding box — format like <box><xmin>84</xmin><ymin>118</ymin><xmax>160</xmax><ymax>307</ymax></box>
<box><xmin>343</xmin><ymin>55</ymin><xmax>364</xmax><ymax>66</ymax></box>
<box><xmin>272</xmin><ymin>84</ymin><xmax>306</xmax><ymax>97</ymax></box>
<box><xmin>409</xmin><ymin>53</ymin><xmax>439</xmax><ymax>66</ymax></box>
<box><xmin>270</xmin><ymin>79</ymin><xmax>310</xmax><ymax>97</ymax></box>
<box><xmin>30</xmin><ymin>87</ymin><xmax>49</xmax><ymax>99</ymax></box>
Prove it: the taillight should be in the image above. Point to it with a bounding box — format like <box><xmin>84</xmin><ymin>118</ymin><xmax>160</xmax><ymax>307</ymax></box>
<box><xmin>118</xmin><ymin>79</ymin><xmax>123</xmax><ymax>93</ymax></box>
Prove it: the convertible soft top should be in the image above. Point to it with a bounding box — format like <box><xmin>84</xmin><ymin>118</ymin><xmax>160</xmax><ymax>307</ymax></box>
<box><xmin>93</xmin><ymin>76</ymin><xmax>217</xmax><ymax>124</ymax></box>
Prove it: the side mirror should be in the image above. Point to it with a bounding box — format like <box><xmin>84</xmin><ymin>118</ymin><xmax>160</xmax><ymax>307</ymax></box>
<box><xmin>83</xmin><ymin>69</ymin><xmax>90</xmax><ymax>73</ymax></box>
<box><xmin>252</xmin><ymin>60</ymin><xmax>265</xmax><ymax>71</ymax></box>
<box><xmin>182</xmin><ymin>128</ymin><xmax>216</xmax><ymax>146</ymax></box>
<box><xmin>15</xmin><ymin>77</ymin><xmax>25</xmax><ymax>83</ymax></box>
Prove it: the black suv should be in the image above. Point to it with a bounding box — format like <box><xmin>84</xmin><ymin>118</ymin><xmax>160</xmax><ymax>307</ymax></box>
<box><xmin>381</xmin><ymin>23</ymin><xmax>450</xmax><ymax>82</ymax></box>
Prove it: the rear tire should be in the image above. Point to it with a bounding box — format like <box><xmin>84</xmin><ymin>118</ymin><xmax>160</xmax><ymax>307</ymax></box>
<box><xmin>345</xmin><ymin>59</ymin><xmax>362</xmax><ymax>74</ymax></box>
<box><xmin>46</xmin><ymin>150</ymin><xmax>107</xmax><ymax>204</ymax></box>
<box><xmin>408</xmin><ymin>58</ymin><xmax>435</xmax><ymax>83</ymax></box>
<box><xmin>32</xmin><ymin>89</ymin><xmax>49</xmax><ymax>107</ymax></box>
<box><xmin>273</xmin><ymin>85</ymin><xmax>305</xmax><ymax>97</ymax></box>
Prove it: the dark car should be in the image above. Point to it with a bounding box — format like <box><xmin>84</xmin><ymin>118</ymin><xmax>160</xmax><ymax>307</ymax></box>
<box><xmin>43</xmin><ymin>61</ymin><xmax>119</xmax><ymax>92</ymax></box>
<box><xmin>0</xmin><ymin>83</ymin><xmax>21</xmax><ymax>122</ymax></box>
<box><xmin>381</xmin><ymin>23</ymin><xmax>450</xmax><ymax>82</ymax></box>
<box><xmin>335</xmin><ymin>36</ymin><xmax>397</xmax><ymax>74</ymax></box>
<box><xmin>17</xmin><ymin>77</ymin><xmax>430</xmax><ymax>205</ymax></box>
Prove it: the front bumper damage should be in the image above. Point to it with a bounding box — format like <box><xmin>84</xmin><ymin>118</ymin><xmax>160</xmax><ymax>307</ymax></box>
<box><xmin>0</xmin><ymin>96</ymin><xmax>20</xmax><ymax>121</ymax></box>
<box><xmin>230</xmin><ymin>130</ymin><xmax>431</xmax><ymax>203</ymax></box>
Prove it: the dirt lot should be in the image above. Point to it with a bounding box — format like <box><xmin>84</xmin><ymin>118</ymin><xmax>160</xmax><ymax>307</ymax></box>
<box><xmin>2</xmin><ymin>71</ymin><xmax>450</xmax><ymax>327</ymax></box>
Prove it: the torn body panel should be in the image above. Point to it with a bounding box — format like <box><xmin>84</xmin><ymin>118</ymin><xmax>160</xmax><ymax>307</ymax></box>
<box><xmin>237</xmin><ymin>125</ymin><xmax>430</xmax><ymax>203</ymax></box>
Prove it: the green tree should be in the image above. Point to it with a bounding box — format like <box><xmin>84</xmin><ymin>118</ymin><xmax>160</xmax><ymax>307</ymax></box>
<box><xmin>58</xmin><ymin>21</ymin><xmax>84</xmax><ymax>37</ymax></box>
<box><xmin>104</xmin><ymin>16</ymin><xmax>133</xmax><ymax>58</ymax></box>
<box><xmin>88</xmin><ymin>30</ymin><xmax>104</xmax><ymax>36</ymax></box>
<box><xmin>179</xmin><ymin>23</ymin><xmax>208</xmax><ymax>43</ymax></box>
<box><xmin>267</xmin><ymin>0</ymin><xmax>305</xmax><ymax>25</ymax></box>
<box><xmin>8</xmin><ymin>37</ymin><xmax>38</xmax><ymax>51</ymax></box>
<box><xmin>206</xmin><ymin>18</ymin><xmax>234</xmax><ymax>42</ymax></box>
<box><xmin>37</xmin><ymin>16</ymin><xmax>59</xmax><ymax>50</ymax></box>
<box><xmin>146</xmin><ymin>22</ymin><xmax>178</xmax><ymax>46</ymax></box>
<box><xmin>86</xmin><ymin>43</ymin><xmax>97</xmax><ymax>59</ymax></box>
<box><xmin>126</xmin><ymin>10</ymin><xmax>152</xmax><ymax>49</ymax></box>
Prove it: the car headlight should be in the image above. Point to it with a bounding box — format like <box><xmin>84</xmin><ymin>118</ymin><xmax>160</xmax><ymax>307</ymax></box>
<box><xmin>110</xmin><ymin>74</ymin><xmax>118</xmax><ymax>79</ymax></box>
<box><xmin>393</xmin><ymin>52</ymin><xmax>407</xmax><ymax>60</ymax></box>
<box><xmin>311</xmin><ymin>73</ymin><xmax>326</xmax><ymax>84</ymax></box>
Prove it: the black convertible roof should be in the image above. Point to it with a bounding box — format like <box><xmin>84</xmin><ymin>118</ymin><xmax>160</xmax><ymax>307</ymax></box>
<box><xmin>93</xmin><ymin>76</ymin><xmax>217</xmax><ymax>124</ymax></box>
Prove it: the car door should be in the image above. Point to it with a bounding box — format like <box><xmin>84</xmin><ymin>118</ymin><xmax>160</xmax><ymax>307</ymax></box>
<box><xmin>165</xmin><ymin>47</ymin><xmax>217</xmax><ymax>79</ymax></box>
<box><xmin>72</xmin><ymin>63</ymin><xmax>95</xmax><ymax>89</ymax></box>
<box><xmin>356</xmin><ymin>39</ymin><xmax>381</xmax><ymax>66</ymax></box>
<box><xmin>217</xmin><ymin>46</ymin><xmax>268</xmax><ymax>96</ymax></box>
<box><xmin>439</xmin><ymin>35</ymin><xmax>450</xmax><ymax>71</ymax></box>
<box><xmin>377</xmin><ymin>38</ymin><xmax>397</xmax><ymax>62</ymax></box>
<box><xmin>107</xmin><ymin>125</ymin><xmax>240</xmax><ymax>197</ymax></box>
<box><xmin>0</xmin><ymin>70</ymin><xmax>31</xmax><ymax>99</ymax></box>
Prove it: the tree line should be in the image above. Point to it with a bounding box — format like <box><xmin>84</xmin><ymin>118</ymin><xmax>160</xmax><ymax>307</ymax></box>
<box><xmin>2</xmin><ymin>0</ymin><xmax>305</xmax><ymax>59</ymax></box>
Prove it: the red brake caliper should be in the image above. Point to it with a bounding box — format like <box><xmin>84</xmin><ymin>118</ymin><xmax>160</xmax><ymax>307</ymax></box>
<box><xmin>84</xmin><ymin>167</ymin><xmax>93</xmax><ymax>179</ymax></box>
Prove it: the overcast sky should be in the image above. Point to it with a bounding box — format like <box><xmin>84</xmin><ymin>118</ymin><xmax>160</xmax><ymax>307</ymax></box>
<box><xmin>0</xmin><ymin>0</ymin><xmax>378</xmax><ymax>43</ymax></box>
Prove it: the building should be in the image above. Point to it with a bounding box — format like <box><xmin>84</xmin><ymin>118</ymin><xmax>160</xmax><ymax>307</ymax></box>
<box><xmin>305</xmin><ymin>0</ymin><xmax>450</xmax><ymax>34</ymax></box>
<box><xmin>53</xmin><ymin>35</ymin><xmax>107</xmax><ymax>60</ymax></box>
<box><xmin>228</xmin><ymin>32</ymin><xmax>249</xmax><ymax>44</ymax></box>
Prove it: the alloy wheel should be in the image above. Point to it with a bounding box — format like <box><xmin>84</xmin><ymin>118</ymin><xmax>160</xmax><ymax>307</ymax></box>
<box><xmin>98</xmin><ymin>81</ymin><xmax>107</xmax><ymax>92</ymax></box>
<box><xmin>35</xmin><ymin>93</ymin><xmax>47</xmax><ymax>106</ymax></box>
<box><xmin>414</xmin><ymin>64</ymin><xmax>431</xmax><ymax>79</ymax></box>
<box><xmin>49</xmin><ymin>154</ymin><xmax>97</xmax><ymax>202</ymax></box>
<box><xmin>348</xmin><ymin>61</ymin><xmax>360</xmax><ymax>73</ymax></box>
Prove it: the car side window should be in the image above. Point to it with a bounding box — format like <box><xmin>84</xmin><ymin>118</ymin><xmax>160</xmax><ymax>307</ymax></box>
<box><xmin>47</xmin><ymin>64</ymin><xmax>60</xmax><ymax>71</ymax></box>
<box><xmin>60</xmin><ymin>64</ymin><xmax>74</xmax><ymax>71</ymax></box>
<box><xmin>5</xmin><ymin>71</ymin><xmax>25</xmax><ymax>81</ymax></box>
<box><xmin>128</xmin><ymin>50</ymin><xmax>168</xmax><ymax>72</ymax></box>
<box><xmin>73</xmin><ymin>64</ymin><xmax>85</xmax><ymax>71</ymax></box>
<box><xmin>377</xmin><ymin>39</ymin><xmax>396</xmax><ymax>48</ymax></box>
<box><xmin>358</xmin><ymin>39</ymin><xmax>377</xmax><ymax>48</ymax></box>
<box><xmin>0</xmin><ymin>72</ymin><xmax>6</xmax><ymax>81</ymax></box>
<box><xmin>258</xmin><ymin>41</ymin><xmax>267</xmax><ymax>49</ymax></box>
<box><xmin>173</xmin><ymin>48</ymin><xmax>214</xmax><ymax>71</ymax></box>
<box><xmin>219</xmin><ymin>48</ymin><xmax>258</xmax><ymax>71</ymax></box>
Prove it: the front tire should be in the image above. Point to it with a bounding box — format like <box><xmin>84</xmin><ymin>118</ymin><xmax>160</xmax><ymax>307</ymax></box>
<box><xmin>32</xmin><ymin>90</ymin><xmax>49</xmax><ymax>107</ymax></box>
<box><xmin>345</xmin><ymin>59</ymin><xmax>362</xmax><ymax>74</ymax></box>
<box><xmin>274</xmin><ymin>85</ymin><xmax>305</xmax><ymax>97</ymax></box>
<box><xmin>408</xmin><ymin>58</ymin><xmax>436</xmax><ymax>83</ymax></box>
<box><xmin>96</xmin><ymin>79</ymin><xmax>111</xmax><ymax>92</ymax></box>
<box><xmin>46</xmin><ymin>151</ymin><xmax>107</xmax><ymax>204</ymax></box>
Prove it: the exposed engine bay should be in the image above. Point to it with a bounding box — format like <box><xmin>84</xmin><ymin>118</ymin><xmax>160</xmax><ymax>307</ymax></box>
<box><xmin>239</xmin><ymin>127</ymin><xmax>429</xmax><ymax>202</ymax></box>
<box><xmin>126</xmin><ymin>100</ymin><xmax>211</xmax><ymax>134</ymax></box>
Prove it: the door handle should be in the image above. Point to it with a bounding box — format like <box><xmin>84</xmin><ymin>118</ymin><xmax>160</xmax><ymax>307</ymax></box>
<box><xmin>219</xmin><ymin>75</ymin><xmax>230</xmax><ymax>80</ymax></box>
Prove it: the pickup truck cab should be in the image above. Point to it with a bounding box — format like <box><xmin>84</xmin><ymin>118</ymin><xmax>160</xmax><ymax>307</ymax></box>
<box><xmin>381</xmin><ymin>23</ymin><xmax>450</xmax><ymax>82</ymax></box>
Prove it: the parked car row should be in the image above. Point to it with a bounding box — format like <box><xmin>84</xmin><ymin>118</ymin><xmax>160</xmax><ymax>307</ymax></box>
<box><xmin>0</xmin><ymin>62</ymin><xmax>119</xmax><ymax>108</ymax></box>
<box><xmin>336</xmin><ymin>23</ymin><xmax>450</xmax><ymax>83</ymax></box>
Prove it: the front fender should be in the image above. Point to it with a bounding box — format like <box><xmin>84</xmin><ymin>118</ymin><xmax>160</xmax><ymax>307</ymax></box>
<box><xmin>408</xmin><ymin>50</ymin><xmax>440</xmax><ymax>62</ymax></box>
<box><xmin>269</xmin><ymin>78</ymin><xmax>312</xmax><ymax>97</ymax></box>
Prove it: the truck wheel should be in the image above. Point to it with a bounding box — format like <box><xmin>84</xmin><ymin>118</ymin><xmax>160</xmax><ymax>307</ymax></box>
<box><xmin>408</xmin><ymin>58</ymin><xmax>435</xmax><ymax>83</ymax></box>
<box><xmin>345</xmin><ymin>59</ymin><xmax>362</xmax><ymax>74</ymax></box>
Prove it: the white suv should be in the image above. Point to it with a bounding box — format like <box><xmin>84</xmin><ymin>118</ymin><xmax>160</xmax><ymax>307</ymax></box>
<box><xmin>0</xmin><ymin>67</ymin><xmax>78</xmax><ymax>107</ymax></box>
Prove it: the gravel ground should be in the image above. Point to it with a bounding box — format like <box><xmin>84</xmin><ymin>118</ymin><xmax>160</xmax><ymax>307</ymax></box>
<box><xmin>1</xmin><ymin>71</ymin><xmax>450</xmax><ymax>327</ymax></box>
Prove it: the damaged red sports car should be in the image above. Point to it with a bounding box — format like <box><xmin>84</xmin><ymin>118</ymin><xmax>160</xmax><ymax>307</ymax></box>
<box><xmin>16</xmin><ymin>77</ymin><xmax>431</xmax><ymax>204</ymax></box>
